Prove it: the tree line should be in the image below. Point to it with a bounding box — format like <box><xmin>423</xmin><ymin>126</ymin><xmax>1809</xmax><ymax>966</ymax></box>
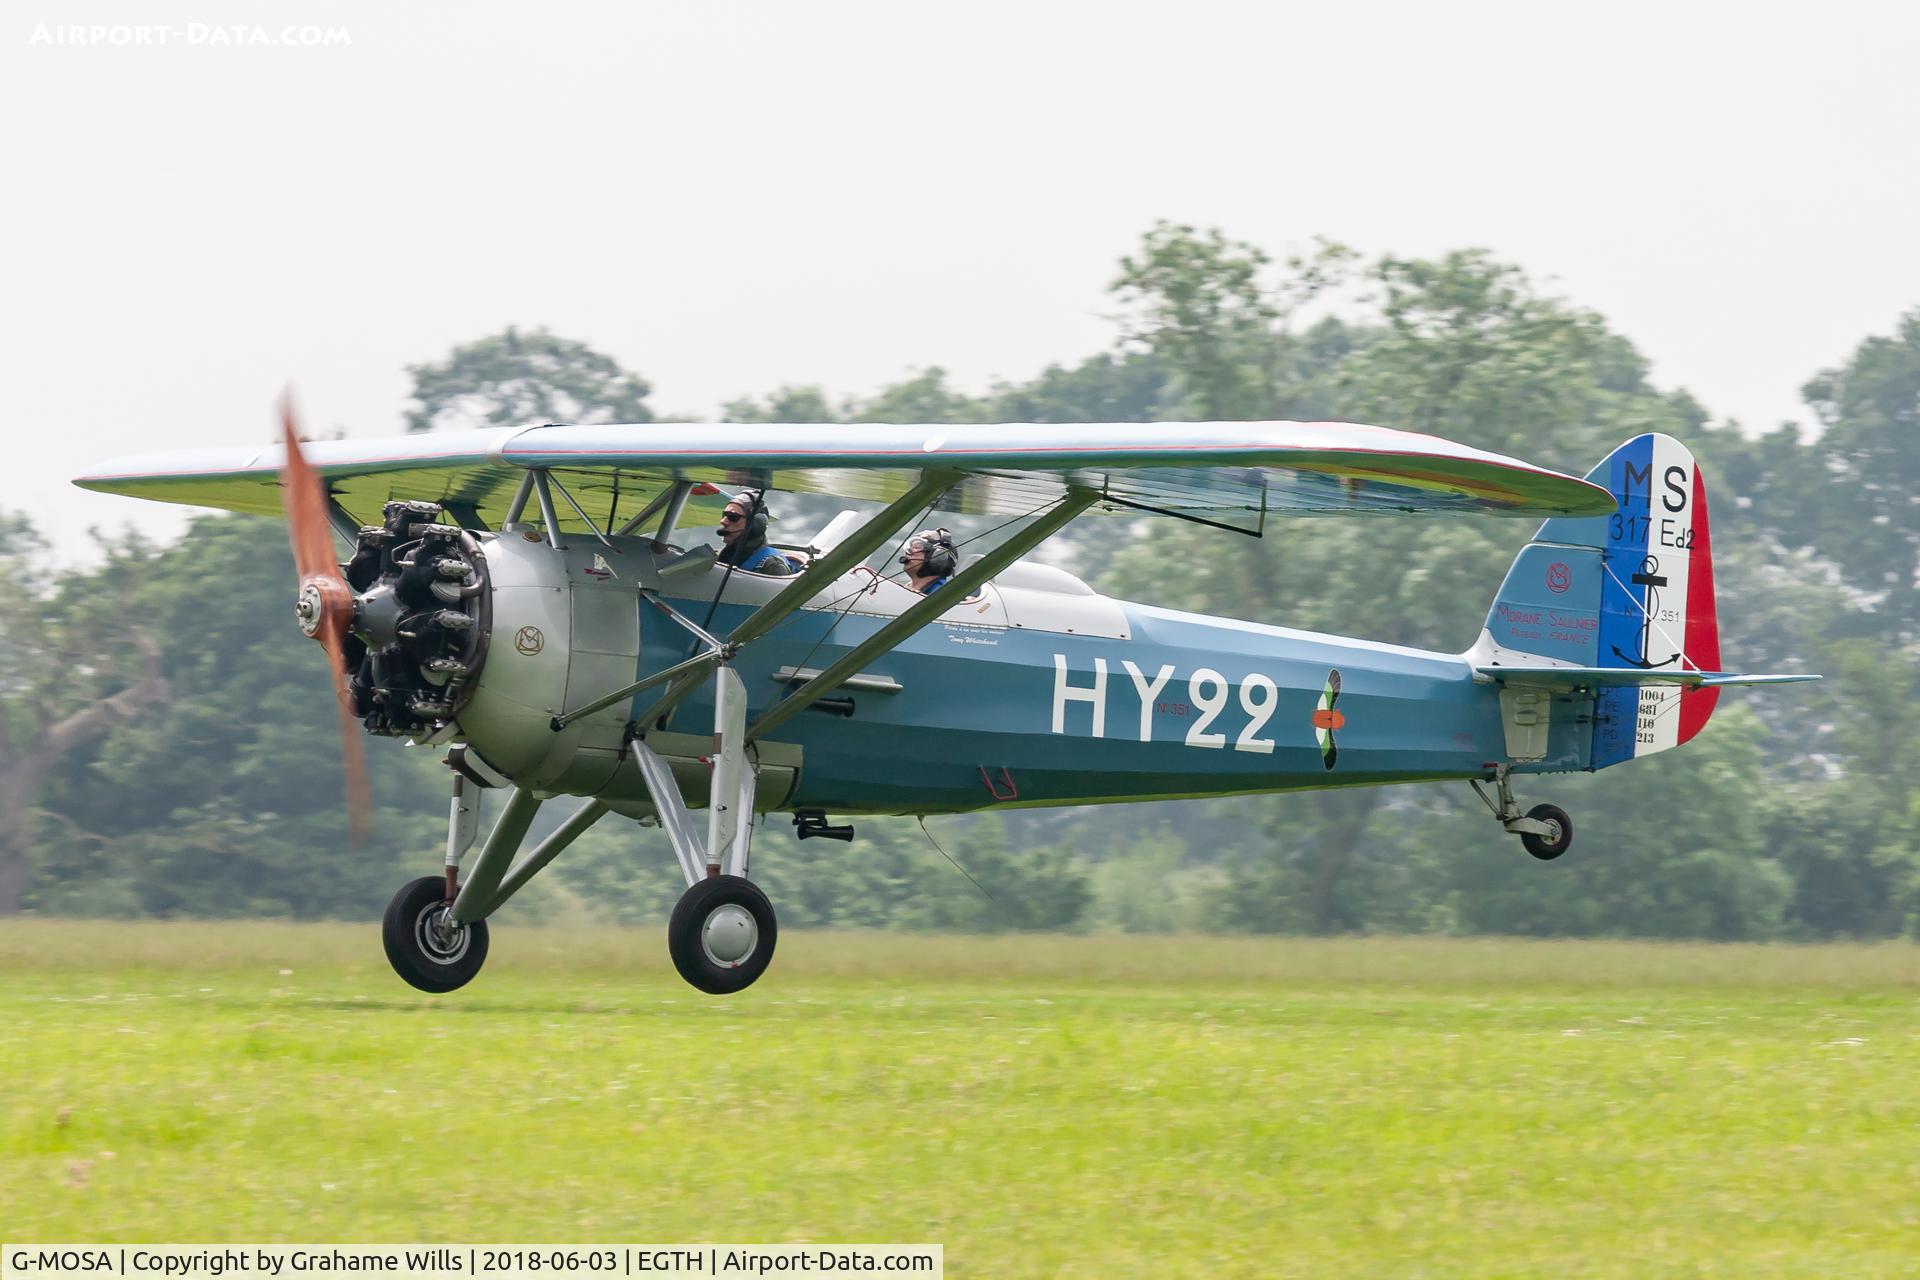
<box><xmin>3</xmin><ymin>224</ymin><xmax>1913</xmax><ymax>939</ymax></box>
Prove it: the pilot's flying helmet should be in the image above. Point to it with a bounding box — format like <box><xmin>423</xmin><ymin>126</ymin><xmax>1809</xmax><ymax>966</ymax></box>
<box><xmin>719</xmin><ymin>489</ymin><xmax>769</xmax><ymax>539</ymax></box>
<box><xmin>901</xmin><ymin>528</ymin><xmax>958</xmax><ymax>578</ymax></box>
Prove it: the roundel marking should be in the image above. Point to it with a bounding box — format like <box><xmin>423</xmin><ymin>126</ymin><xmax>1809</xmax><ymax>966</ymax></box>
<box><xmin>1313</xmin><ymin>668</ymin><xmax>1343</xmax><ymax>770</ymax></box>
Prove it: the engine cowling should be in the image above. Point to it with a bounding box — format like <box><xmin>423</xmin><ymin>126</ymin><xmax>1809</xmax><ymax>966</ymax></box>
<box><xmin>450</xmin><ymin>529</ymin><xmax>639</xmax><ymax>792</ymax></box>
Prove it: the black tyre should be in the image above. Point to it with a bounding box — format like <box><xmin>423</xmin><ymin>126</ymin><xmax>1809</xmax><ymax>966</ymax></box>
<box><xmin>1520</xmin><ymin>803</ymin><xmax>1573</xmax><ymax>861</ymax></box>
<box><xmin>667</xmin><ymin>875</ymin><xmax>777</xmax><ymax>995</ymax></box>
<box><xmin>382</xmin><ymin>875</ymin><xmax>489</xmax><ymax>993</ymax></box>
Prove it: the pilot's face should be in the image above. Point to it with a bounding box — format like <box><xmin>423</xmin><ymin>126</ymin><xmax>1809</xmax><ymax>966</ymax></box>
<box><xmin>903</xmin><ymin>545</ymin><xmax>926</xmax><ymax>577</ymax></box>
<box><xmin>719</xmin><ymin>503</ymin><xmax>749</xmax><ymax>544</ymax></box>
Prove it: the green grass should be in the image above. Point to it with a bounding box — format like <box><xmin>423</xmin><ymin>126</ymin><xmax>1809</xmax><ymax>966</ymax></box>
<box><xmin>3</xmin><ymin>923</ymin><xmax>1918</xmax><ymax>1277</ymax></box>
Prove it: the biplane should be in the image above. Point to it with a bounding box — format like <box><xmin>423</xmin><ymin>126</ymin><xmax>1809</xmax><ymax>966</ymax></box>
<box><xmin>76</xmin><ymin>416</ymin><xmax>1815</xmax><ymax>994</ymax></box>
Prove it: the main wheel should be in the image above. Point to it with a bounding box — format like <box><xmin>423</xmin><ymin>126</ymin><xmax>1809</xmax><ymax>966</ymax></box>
<box><xmin>382</xmin><ymin>875</ymin><xmax>489</xmax><ymax>993</ymax></box>
<box><xmin>1520</xmin><ymin>803</ymin><xmax>1573</xmax><ymax>861</ymax></box>
<box><xmin>667</xmin><ymin>875</ymin><xmax>777</xmax><ymax>995</ymax></box>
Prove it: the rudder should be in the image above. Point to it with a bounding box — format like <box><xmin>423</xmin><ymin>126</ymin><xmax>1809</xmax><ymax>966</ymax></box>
<box><xmin>1475</xmin><ymin>433</ymin><xmax>1721</xmax><ymax>767</ymax></box>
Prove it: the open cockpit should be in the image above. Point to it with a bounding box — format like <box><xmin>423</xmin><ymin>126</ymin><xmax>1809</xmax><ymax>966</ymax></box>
<box><xmin>637</xmin><ymin>500</ymin><xmax>1128</xmax><ymax>641</ymax></box>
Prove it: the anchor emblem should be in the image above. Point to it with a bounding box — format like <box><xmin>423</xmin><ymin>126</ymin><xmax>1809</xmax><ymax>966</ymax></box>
<box><xmin>1611</xmin><ymin>555</ymin><xmax>1680</xmax><ymax>669</ymax></box>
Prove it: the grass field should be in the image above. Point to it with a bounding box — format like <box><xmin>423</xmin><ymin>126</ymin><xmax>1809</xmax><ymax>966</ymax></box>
<box><xmin>2</xmin><ymin>922</ymin><xmax>1918</xmax><ymax>1277</ymax></box>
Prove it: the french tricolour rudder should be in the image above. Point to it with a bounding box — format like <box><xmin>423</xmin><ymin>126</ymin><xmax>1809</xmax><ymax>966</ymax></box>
<box><xmin>1477</xmin><ymin>433</ymin><xmax>1721</xmax><ymax>769</ymax></box>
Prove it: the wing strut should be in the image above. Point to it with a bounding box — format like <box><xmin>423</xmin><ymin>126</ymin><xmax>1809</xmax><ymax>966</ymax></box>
<box><xmin>325</xmin><ymin>496</ymin><xmax>361</xmax><ymax>546</ymax></box>
<box><xmin>615</xmin><ymin>479</ymin><xmax>691</xmax><ymax>538</ymax></box>
<box><xmin>746</xmin><ymin>487</ymin><xmax>1101</xmax><ymax>743</ymax></box>
<box><xmin>547</xmin><ymin>471</ymin><xmax>613</xmax><ymax>548</ymax></box>
<box><xmin>532</xmin><ymin>471</ymin><xmax>566</xmax><ymax>549</ymax></box>
<box><xmin>502</xmin><ymin>472</ymin><xmax>535</xmax><ymax>526</ymax></box>
<box><xmin>726</xmin><ymin>470</ymin><xmax>960</xmax><ymax>651</ymax></box>
<box><xmin>604</xmin><ymin>472</ymin><xmax>960</xmax><ymax>736</ymax></box>
<box><xmin>651</xmin><ymin>481</ymin><xmax>695</xmax><ymax>545</ymax></box>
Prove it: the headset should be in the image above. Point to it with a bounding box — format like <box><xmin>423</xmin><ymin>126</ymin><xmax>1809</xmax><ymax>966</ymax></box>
<box><xmin>901</xmin><ymin>527</ymin><xmax>958</xmax><ymax>579</ymax></box>
<box><xmin>719</xmin><ymin>489</ymin><xmax>769</xmax><ymax>541</ymax></box>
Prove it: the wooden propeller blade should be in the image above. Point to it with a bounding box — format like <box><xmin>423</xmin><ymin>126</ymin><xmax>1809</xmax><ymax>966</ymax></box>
<box><xmin>281</xmin><ymin>394</ymin><xmax>342</xmax><ymax>585</ymax></box>
<box><xmin>279</xmin><ymin>389</ymin><xmax>373</xmax><ymax>844</ymax></box>
<box><xmin>319</xmin><ymin>610</ymin><xmax>373</xmax><ymax>844</ymax></box>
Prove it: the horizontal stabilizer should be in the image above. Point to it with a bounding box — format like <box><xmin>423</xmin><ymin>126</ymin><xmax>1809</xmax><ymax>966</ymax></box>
<box><xmin>1700</xmin><ymin>673</ymin><xmax>1823</xmax><ymax>688</ymax></box>
<box><xmin>1474</xmin><ymin>665</ymin><xmax>1820</xmax><ymax>689</ymax></box>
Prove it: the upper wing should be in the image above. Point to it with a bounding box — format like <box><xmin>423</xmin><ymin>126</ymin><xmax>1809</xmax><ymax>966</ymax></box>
<box><xmin>74</xmin><ymin>420</ymin><xmax>1616</xmax><ymax>533</ymax></box>
<box><xmin>74</xmin><ymin>427</ymin><xmax>530</xmax><ymax>525</ymax></box>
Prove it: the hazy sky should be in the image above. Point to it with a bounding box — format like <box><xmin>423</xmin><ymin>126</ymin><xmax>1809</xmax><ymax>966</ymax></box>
<box><xmin>5</xmin><ymin>0</ymin><xmax>1916</xmax><ymax>558</ymax></box>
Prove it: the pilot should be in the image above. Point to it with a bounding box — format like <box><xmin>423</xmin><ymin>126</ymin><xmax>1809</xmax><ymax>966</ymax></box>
<box><xmin>901</xmin><ymin>528</ymin><xmax>958</xmax><ymax>594</ymax></box>
<box><xmin>716</xmin><ymin>489</ymin><xmax>793</xmax><ymax>575</ymax></box>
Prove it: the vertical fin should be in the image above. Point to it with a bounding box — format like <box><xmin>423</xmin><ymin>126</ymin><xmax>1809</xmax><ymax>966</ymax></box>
<box><xmin>1588</xmin><ymin>435</ymin><xmax>1719</xmax><ymax>765</ymax></box>
<box><xmin>1477</xmin><ymin>433</ymin><xmax>1721</xmax><ymax>769</ymax></box>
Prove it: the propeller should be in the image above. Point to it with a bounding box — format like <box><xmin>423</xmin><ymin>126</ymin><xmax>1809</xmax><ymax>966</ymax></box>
<box><xmin>279</xmin><ymin>391</ymin><xmax>372</xmax><ymax>841</ymax></box>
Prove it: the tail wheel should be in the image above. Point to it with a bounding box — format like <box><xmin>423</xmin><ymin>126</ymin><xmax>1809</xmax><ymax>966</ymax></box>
<box><xmin>668</xmin><ymin>875</ymin><xmax>777</xmax><ymax>995</ymax></box>
<box><xmin>1521</xmin><ymin>803</ymin><xmax>1573</xmax><ymax>861</ymax></box>
<box><xmin>382</xmin><ymin>875</ymin><xmax>489</xmax><ymax>992</ymax></box>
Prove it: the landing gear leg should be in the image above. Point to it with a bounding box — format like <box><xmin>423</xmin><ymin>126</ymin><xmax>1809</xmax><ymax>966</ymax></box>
<box><xmin>1470</xmin><ymin>766</ymin><xmax>1574</xmax><ymax>861</ymax></box>
<box><xmin>707</xmin><ymin>667</ymin><xmax>759</xmax><ymax>880</ymax></box>
<box><xmin>444</xmin><ymin>774</ymin><xmax>479</xmax><ymax>902</ymax></box>
<box><xmin>630</xmin><ymin>664</ymin><xmax>777</xmax><ymax>995</ymax></box>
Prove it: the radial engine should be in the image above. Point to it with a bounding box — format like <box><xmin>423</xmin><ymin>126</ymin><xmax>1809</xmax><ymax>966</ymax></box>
<box><xmin>324</xmin><ymin>500</ymin><xmax>652</xmax><ymax>797</ymax></box>
<box><xmin>339</xmin><ymin>500</ymin><xmax>491</xmax><ymax>738</ymax></box>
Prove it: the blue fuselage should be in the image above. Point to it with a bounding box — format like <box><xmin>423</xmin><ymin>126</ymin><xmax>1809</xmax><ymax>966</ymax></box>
<box><xmin>647</xmin><ymin>592</ymin><xmax>1588</xmax><ymax>816</ymax></box>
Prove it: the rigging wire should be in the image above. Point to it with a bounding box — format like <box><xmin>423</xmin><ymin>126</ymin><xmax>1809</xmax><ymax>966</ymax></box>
<box><xmin>802</xmin><ymin>490</ymin><xmax>1070</xmax><ymax>612</ymax></box>
<box><xmin>918</xmin><ymin>816</ymin><xmax>996</xmax><ymax>904</ymax></box>
<box><xmin>723</xmin><ymin>485</ymin><xmax>1072</xmax><ymax>711</ymax></box>
<box><xmin>774</xmin><ymin>489</ymin><xmax>952</xmax><ymax>687</ymax></box>
<box><xmin>773</xmin><ymin>489</ymin><xmax>1073</xmax><ymax>705</ymax></box>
